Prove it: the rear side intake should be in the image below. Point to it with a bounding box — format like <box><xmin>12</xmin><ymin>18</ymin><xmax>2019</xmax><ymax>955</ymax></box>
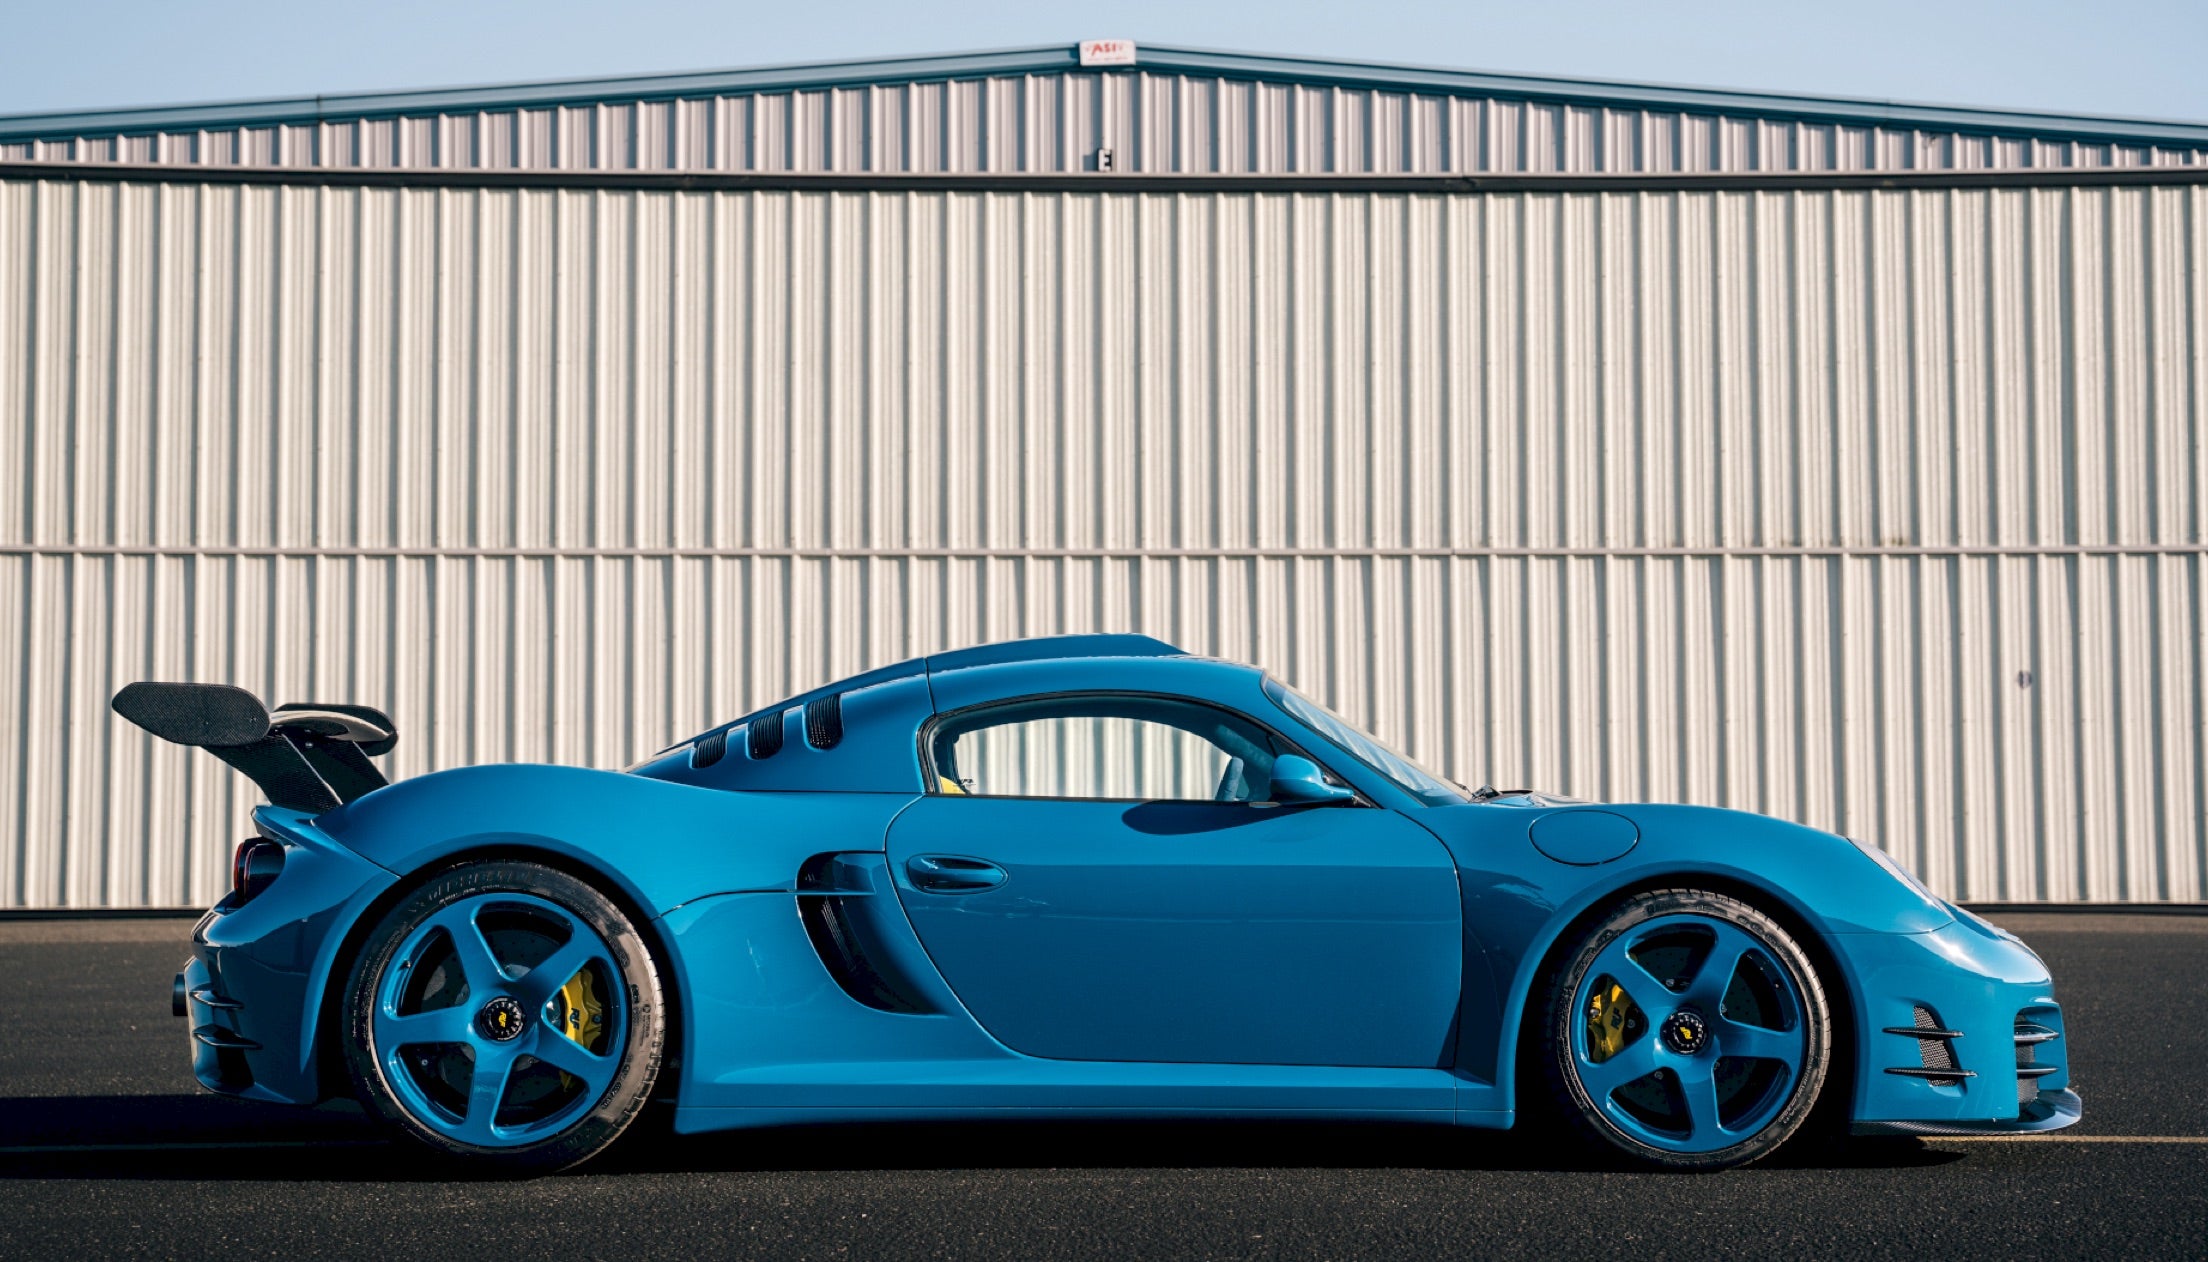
<box><xmin>112</xmin><ymin>681</ymin><xmax>398</xmax><ymax>811</ymax></box>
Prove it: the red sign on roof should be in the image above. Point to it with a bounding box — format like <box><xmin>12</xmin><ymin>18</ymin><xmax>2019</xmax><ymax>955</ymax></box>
<box><xmin>1078</xmin><ymin>39</ymin><xmax>1137</xmax><ymax>67</ymax></box>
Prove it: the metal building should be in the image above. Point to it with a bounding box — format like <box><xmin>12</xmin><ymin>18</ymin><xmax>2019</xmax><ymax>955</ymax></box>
<box><xmin>2</xmin><ymin>44</ymin><xmax>2204</xmax><ymax>909</ymax></box>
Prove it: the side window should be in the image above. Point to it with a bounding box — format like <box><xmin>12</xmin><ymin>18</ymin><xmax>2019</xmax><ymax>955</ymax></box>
<box><xmin>930</xmin><ymin>695</ymin><xmax>1288</xmax><ymax>802</ymax></box>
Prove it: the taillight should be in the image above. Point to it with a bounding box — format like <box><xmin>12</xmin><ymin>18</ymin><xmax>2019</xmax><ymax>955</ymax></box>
<box><xmin>231</xmin><ymin>839</ymin><xmax>285</xmax><ymax>902</ymax></box>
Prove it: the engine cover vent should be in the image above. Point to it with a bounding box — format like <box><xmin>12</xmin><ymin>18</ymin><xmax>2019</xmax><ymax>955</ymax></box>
<box><xmin>804</xmin><ymin>694</ymin><xmax>844</xmax><ymax>750</ymax></box>
<box><xmin>747</xmin><ymin>714</ymin><xmax>785</xmax><ymax>760</ymax></box>
<box><xmin>691</xmin><ymin>729</ymin><xmax>727</xmax><ymax>769</ymax></box>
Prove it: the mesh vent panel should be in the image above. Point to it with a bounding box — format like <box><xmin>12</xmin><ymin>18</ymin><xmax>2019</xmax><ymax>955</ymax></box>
<box><xmin>692</xmin><ymin>730</ymin><xmax>727</xmax><ymax>769</ymax></box>
<box><xmin>1913</xmin><ymin>1005</ymin><xmax>1963</xmax><ymax>1081</ymax></box>
<box><xmin>805</xmin><ymin>695</ymin><xmax>844</xmax><ymax>750</ymax></box>
<box><xmin>747</xmin><ymin>715</ymin><xmax>785</xmax><ymax>760</ymax></box>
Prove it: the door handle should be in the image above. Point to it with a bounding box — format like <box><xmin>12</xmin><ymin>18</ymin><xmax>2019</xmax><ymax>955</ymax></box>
<box><xmin>905</xmin><ymin>854</ymin><xmax>1008</xmax><ymax>893</ymax></box>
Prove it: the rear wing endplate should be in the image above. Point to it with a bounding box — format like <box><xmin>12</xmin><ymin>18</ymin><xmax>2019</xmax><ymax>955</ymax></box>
<box><xmin>111</xmin><ymin>682</ymin><xmax>397</xmax><ymax>812</ymax></box>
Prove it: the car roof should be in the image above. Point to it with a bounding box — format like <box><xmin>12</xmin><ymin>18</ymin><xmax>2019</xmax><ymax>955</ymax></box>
<box><xmin>925</xmin><ymin>633</ymin><xmax>1183</xmax><ymax>674</ymax></box>
<box><xmin>701</xmin><ymin>634</ymin><xmax>1187</xmax><ymax>742</ymax></box>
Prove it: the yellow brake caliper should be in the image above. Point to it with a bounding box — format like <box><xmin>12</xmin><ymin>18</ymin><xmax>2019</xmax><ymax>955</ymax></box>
<box><xmin>1586</xmin><ymin>978</ymin><xmax>1640</xmax><ymax>1063</ymax></box>
<box><xmin>549</xmin><ymin>965</ymin><xmax>607</xmax><ymax>1087</ymax></box>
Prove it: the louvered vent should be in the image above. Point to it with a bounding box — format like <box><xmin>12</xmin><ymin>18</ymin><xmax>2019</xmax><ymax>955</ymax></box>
<box><xmin>747</xmin><ymin>714</ymin><xmax>785</xmax><ymax>760</ymax></box>
<box><xmin>2015</xmin><ymin>1013</ymin><xmax>2061</xmax><ymax>1109</ymax></box>
<box><xmin>805</xmin><ymin>694</ymin><xmax>844</xmax><ymax>750</ymax></box>
<box><xmin>691</xmin><ymin>730</ymin><xmax>727</xmax><ymax>769</ymax></box>
<box><xmin>1912</xmin><ymin>1005</ymin><xmax>1965</xmax><ymax>1084</ymax></box>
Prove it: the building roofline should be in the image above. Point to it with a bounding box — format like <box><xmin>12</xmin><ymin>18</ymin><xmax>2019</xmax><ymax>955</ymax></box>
<box><xmin>10</xmin><ymin>159</ymin><xmax>2207</xmax><ymax>196</ymax></box>
<box><xmin>0</xmin><ymin>45</ymin><xmax>1082</xmax><ymax>141</ymax></box>
<box><xmin>3</xmin><ymin>41</ymin><xmax>2205</xmax><ymax>149</ymax></box>
<box><xmin>1151</xmin><ymin>45</ymin><xmax>2208</xmax><ymax>145</ymax></box>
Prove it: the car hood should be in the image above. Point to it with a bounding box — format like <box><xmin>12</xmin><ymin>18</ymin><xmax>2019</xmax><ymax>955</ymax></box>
<box><xmin>1416</xmin><ymin>799</ymin><xmax>1957</xmax><ymax>937</ymax></box>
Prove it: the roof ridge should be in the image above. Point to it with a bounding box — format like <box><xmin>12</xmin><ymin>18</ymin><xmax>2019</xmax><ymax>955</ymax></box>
<box><xmin>4</xmin><ymin>41</ymin><xmax>2204</xmax><ymax>147</ymax></box>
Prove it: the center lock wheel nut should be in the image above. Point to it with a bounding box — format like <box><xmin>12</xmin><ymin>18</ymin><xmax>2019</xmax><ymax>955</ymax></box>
<box><xmin>476</xmin><ymin>996</ymin><xmax>527</xmax><ymax>1042</ymax></box>
<box><xmin>1660</xmin><ymin>1009</ymin><xmax>1710</xmax><ymax>1056</ymax></box>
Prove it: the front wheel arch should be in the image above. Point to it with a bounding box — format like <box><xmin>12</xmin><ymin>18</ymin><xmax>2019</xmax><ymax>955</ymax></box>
<box><xmin>1501</xmin><ymin>872</ymin><xmax>1859</xmax><ymax>1139</ymax></box>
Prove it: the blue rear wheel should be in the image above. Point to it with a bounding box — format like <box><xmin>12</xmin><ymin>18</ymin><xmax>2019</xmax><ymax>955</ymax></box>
<box><xmin>1541</xmin><ymin>889</ymin><xmax>1830</xmax><ymax>1170</ymax></box>
<box><xmin>343</xmin><ymin>861</ymin><xmax>664</xmax><ymax>1173</ymax></box>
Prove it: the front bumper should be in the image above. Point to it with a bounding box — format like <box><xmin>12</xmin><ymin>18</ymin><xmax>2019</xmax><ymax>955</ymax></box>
<box><xmin>1853</xmin><ymin>1088</ymin><xmax>2083</xmax><ymax>1136</ymax></box>
<box><xmin>1838</xmin><ymin>912</ymin><xmax>2080</xmax><ymax>1136</ymax></box>
<box><xmin>173</xmin><ymin>807</ymin><xmax>396</xmax><ymax>1105</ymax></box>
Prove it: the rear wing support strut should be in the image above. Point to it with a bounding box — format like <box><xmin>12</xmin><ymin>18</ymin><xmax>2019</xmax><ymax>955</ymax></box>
<box><xmin>111</xmin><ymin>682</ymin><xmax>398</xmax><ymax>813</ymax></box>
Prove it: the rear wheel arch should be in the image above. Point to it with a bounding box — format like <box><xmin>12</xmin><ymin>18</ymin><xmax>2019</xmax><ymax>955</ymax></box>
<box><xmin>314</xmin><ymin>842</ymin><xmax>689</xmax><ymax>1110</ymax></box>
<box><xmin>1502</xmin><ymin>871</ymin><xmax>1859</xmax><ymax>1132</ymax></box>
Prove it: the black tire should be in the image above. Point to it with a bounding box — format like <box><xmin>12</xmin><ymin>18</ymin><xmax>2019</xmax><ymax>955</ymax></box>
<box><xmin>1537</xmin><ymin>888</ymin><xmax>1830</xmax><ymax>1171</ymax></box>
<box><xmin>342</xmin><ymin>860</ymin><xmax>665</xmax><ymax>1174</ymax></box>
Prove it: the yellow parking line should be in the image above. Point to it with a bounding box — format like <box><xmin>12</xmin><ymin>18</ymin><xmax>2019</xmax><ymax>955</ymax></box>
<box><xmin>1927</xmin><ymin>1135</ymin><xmax>2208</xmax><ymax>1144</ymax></box>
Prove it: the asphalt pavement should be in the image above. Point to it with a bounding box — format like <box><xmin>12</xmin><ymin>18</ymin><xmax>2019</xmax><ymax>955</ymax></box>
<box><xmin>1</xmin><ymin>912</ymin><xmax>2201</xmax><ymax>1260</ymax></box>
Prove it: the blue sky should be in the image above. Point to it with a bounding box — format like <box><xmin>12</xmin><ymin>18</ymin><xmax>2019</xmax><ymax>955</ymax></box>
<box><xmin>4</xmin><ymin>0</ymin><xmax>2203</xmax><ymax>122</ymax></box>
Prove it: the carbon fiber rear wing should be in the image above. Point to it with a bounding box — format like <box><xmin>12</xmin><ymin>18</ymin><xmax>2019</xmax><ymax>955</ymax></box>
<box><xmin>111</xmin><ymin>682</ymin><xmax>397</xmax><ymax>812</ymax></box>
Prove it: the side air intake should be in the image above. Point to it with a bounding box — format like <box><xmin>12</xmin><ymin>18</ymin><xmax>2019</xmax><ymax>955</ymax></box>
<box><xmin>794</xmin><ymin>854</ymin><xmax>932</xmax><ymax>1015</ymax></box>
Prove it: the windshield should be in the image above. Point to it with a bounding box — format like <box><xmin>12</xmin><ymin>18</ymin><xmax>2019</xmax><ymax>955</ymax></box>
<box><xmin>1263</xmin><ymin>678</ymin><xmax>1469</xmax><ymax>806</ymax></box>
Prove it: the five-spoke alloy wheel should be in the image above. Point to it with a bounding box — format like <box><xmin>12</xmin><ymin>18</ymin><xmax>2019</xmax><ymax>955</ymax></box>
<box><xmin>343</xmin><ymin>861</ymin><xmax>664</xmax><ymax>1173</ymax></box>
<box><xmin>1539</xmin><ymin>889</ymin><xmax>1830</xmax><ymax>1170</ymax></box>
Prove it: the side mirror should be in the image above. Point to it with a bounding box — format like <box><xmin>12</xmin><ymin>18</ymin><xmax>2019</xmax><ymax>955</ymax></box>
<box><xmin>1267</xmin><ymin>755</ymin><xmax>1358</xmax><ymax>805</ymax></box>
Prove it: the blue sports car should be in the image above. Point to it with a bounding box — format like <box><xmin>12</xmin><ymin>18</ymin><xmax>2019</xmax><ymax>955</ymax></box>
<box><xmin>119</xmin><ymin>634</ymin><xmax>2077</xmax><ymax>1173</ymax></box>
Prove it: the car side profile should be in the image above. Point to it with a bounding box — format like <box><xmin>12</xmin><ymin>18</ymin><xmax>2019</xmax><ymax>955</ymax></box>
<box><xmin>119</xmin><ymin>633</ymin><xmax>2078</xmax><ymax>1173</ymax></box>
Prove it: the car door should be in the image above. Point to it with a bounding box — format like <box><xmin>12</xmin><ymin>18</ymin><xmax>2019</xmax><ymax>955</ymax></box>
<box><xmin>886</xmin><ymin>692</ymin><xmax>1462</xmax><ymax>1067</ymax></box>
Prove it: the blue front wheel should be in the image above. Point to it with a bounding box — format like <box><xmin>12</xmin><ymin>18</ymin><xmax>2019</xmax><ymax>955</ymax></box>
<box><xmin>1540</xmin><ymin>889</ymin><xmax>1831</xmax><ymax>1171</ymax></box>
<box><xmin>343</xmin><ymin>861</ymin><xmax>665</xmax><ymax>1173</ymax></box>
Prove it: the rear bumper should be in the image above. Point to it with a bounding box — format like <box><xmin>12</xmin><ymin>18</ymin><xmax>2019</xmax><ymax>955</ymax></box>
<box><xmin>1837</xmin><ymin>913</ymin><xmax>2081</xmax><ymax>1136</ymax></box>
<box><xmin>174</xmin><ymin>807</ymin><xmax>395</xmax><ymax>1105</ymax></box>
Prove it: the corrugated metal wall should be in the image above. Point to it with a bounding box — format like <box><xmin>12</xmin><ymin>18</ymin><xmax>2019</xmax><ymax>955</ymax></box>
<box><xmin>956</xmin><ymin>714</ymin><xmax>1244</xmax><ymax>802</ymax></box>
<box><xmin>2</xmin><ymin>174</ymin><xmax>2203</xmax><ymax>907</ymax></box>
<box><xmin>9</xmin><ymin>70</ymin><xmax>2208</xmax><ymax>175</ymax></box>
